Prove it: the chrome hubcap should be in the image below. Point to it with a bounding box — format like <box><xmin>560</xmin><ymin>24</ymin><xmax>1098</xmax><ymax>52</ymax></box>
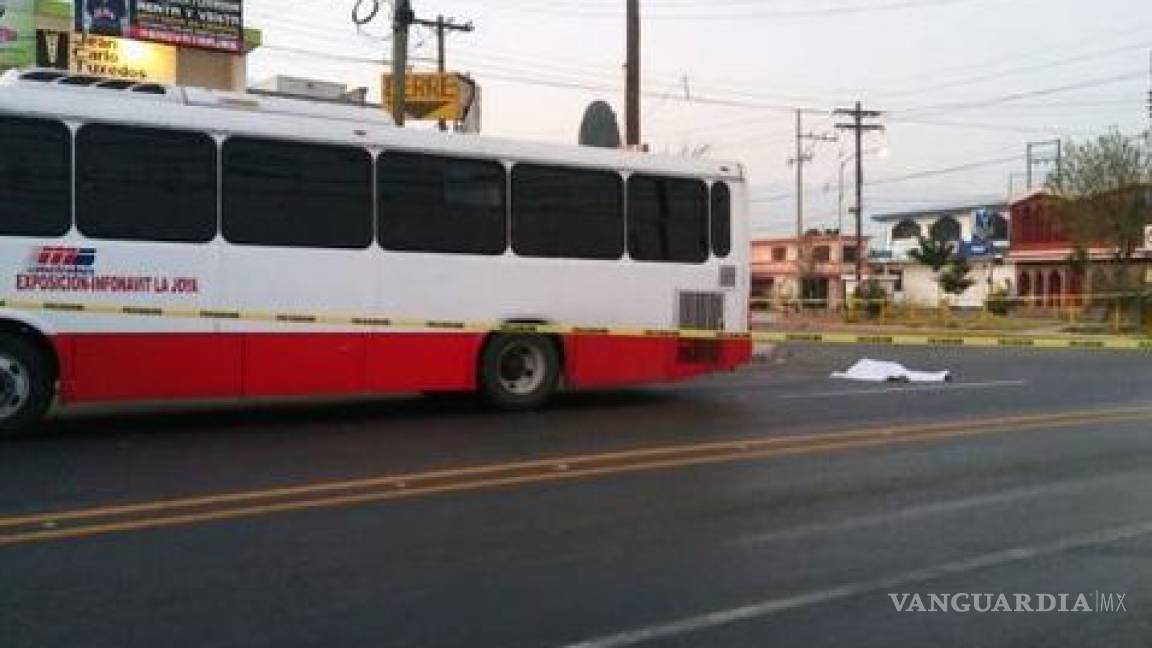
<box><xmin>497</xmin><ymin>344</ymin><xmax>546</xmax><ymax>396</ymax></box>
<box><xmin>0</xmin><ymin>354</ymin><xmax>30</xmax><ymax>420</ymax></box>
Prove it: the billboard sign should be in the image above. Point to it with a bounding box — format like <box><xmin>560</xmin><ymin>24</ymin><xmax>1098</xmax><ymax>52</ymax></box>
<box><xmin>972</xmin><ymin>209</ymin><xmax>992</xmax><ymax>243</ymax></box>
<box><xmin>74</xmin><ymin>0</ymin><xmax>243</xmax><ymax>53</ymax></box>
<box><xmin>72</xmin><ymin>33</ymin><xmax>177</xmax><ymax>82</ymax></box>
<box><xmin>382</xmin><ymin>73</ymin><xmax>470</xmax><ymax>121</ymax></box>
<box><xmin>960</xmin><ymin>238</ymin><xmax>1007</xmax><ymax>260</ymax></box>
<box><xmin>972</xmin><ymin>209</ymin><xmax>999</xmax><ymax>244</ymax></box>
<box><xmin>0</xmin><ymin>0</ymin><xmax>35</xmax><ymax>68</ymax></box>
<box><xmin>36</xmin><ymin>30</ymin><xmax>70</xmax><ymax>69</ymax></box>
<box><xmin>962</xmin><ymin>241</ymin><xmax>991</xmax><ymax>259</ymax></box>
<box><xmin>37</xmin><ymin>31</ymin><xmax>177</xmax><ymax>83</ymax></box>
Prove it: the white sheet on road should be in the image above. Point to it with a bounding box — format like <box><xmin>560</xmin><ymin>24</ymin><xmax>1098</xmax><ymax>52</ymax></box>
<box><xmin>831</xmin><ymin>359</ymin><xmax>951</xmax><ymax>384</ymax></box>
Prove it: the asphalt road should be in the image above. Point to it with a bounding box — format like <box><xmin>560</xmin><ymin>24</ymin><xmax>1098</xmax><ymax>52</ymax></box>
<box><xmin>2</xmin><ymin>345</ymin><xmax>1152</xmax><ymax>647</ymax></box>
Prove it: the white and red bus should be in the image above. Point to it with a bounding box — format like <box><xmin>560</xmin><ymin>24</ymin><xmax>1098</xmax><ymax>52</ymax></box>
<box><xmin>0</xmin><ymin>69</ymin><xmax>752</xmax><ymax>434</ymax></box>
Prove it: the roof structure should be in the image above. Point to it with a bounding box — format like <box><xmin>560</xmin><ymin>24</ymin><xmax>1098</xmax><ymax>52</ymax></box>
<box><xmin>872</xmin><ymin>201</ymin><xmax>1009</xmax><ymax>223</ymax></box>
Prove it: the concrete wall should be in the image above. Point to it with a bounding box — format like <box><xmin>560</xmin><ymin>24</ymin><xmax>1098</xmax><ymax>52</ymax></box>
<box><xmin>176</xmin><ymin>47</ymin><xmax>245</xmax><ymax>91</ymax></box>
<box><xmin>890</xmin><ymin>261</ymin><xmax>1014</xmax><ymax>308</ymax></box>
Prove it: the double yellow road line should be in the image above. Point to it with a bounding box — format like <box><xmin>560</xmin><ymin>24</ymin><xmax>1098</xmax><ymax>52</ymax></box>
<box><xmin>2</xmin><ymin>405</ymin><xmax>1150</xmax><ymax>548</ymax></box>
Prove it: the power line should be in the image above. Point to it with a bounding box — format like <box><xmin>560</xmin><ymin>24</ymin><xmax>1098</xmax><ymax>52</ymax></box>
<box><xmin>895</xmin><ymin>70</ymin><xmax>1148</xmax><ymax>117</ymax></box>
<box><xmin>254</xmin><ymin>11</ymin><xmax>1152</xmax><ymax>123</ymax></box>
<box><xmin>749</xmin><ymin>152</ymin><xmax>1021</xmax><ymax>204</ymax></box>
<box><xmin>473</xmin><ymin>0</ymin><xmax>981</xmax><ymax>20</ymax></box>
<box><xmin>789</xmin><ymin>111</ymin><xmax>838</xmax><ymax>237</ymax></box>
<box><xmin>878</xmin><ymin>40</ymin><xmax>1152</xmax><ymax>100</ymax></box>
<box><xmin>350</xmin><ymin>0</ymin><xmax>475</xmax><ymax>126</ymax></box>
<box><xmin>868</xmin><ymin>153</ymin><xmax>1021</xmax><ymax>186</ymax></box>
<box><xmin>889</xmin><ymin>116</ymin><xmax>1098</xmax><ymax>136</ymax></box>
<box><xmin>252</xmin><ymin>39</ymin><xmax>825</xmax><ymax>114</ymax></box>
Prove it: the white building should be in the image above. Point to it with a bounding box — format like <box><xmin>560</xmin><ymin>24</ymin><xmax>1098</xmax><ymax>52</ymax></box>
<box><xmin>870</xmin><ymin>203</ymin><xmax>1013</xmax><ymax>308</ymax></box>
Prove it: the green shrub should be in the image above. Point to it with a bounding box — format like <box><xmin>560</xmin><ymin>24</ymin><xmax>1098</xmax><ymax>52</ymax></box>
<box><xmin>853</xmin><ymin>280</ymin><xmax>889</xmax><ymax>319</ymax></box>
<box><xmin>985</xmin><ymin>288</ymin><xmax>1013</xmax><ymax>316</ymax></box>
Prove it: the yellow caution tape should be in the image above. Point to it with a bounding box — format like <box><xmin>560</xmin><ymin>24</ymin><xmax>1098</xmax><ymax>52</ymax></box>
<box><xmin>0</xmin><ymin>298</ymin><xmax>1149</xmax><ymax>351</ymax></box>
<box><xmin>751</xmin><ymin>290</ymin><xmax>1150</xmax><ymax>308</ymax></box>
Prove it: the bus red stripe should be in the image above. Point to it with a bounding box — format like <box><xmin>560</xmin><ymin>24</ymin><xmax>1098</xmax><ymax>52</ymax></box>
<box><xmin>54</xmin><ymin>333</ymin><xmax>752</xmax><ymax>404</ymax></box>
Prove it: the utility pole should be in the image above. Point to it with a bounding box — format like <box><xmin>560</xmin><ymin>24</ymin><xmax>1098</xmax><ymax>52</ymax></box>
<box><xmin>411</xmin><ymin>15</ymin><xmax>474</xmax><ymax>131</ymax></box>
<box><xmin>835</xmin><ymin>102</ymin><xmax>885</xmax><ymax>288</ymax></box>
<box><xmin>390</xmin><ymin>0</ymin><xmax>415</xmax><ymax>126</ymax></box>
<box><xmin>626</xmin><ymin>0</ymin><xmax>641</xmax><ymax>147</ymax></box>
<box><xmin>788</xmin><ymin>110</ymin><xmax>837</xmax><ymax>238</ymax></box>
<box><xmin>838</xmin><ymin>156</ymin><xmax>850</xmax><ymax>234</ymax></box>
<box><xmin>381</xmin><ymin>1</ymin><xmax>474</xmax><ymax>129</ymax></box>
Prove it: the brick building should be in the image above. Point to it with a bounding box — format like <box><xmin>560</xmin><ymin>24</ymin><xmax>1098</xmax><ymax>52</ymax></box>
<box><xmin>751</xmin><ymin>232</ymin><xmax>869</xmax><ymax>307</ymax></box>
<box><xmin>1010</xmin><ymin>190</ymin><xmax>1152</xmax><ymax>307</ymax></box>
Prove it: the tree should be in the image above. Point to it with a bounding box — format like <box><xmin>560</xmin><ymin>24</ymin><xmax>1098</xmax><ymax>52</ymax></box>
<box><xmin>939</xmin><ymin>258</ymin><xmax>976</xmax><ymax>297</ymax></box>
<box><xmin>909</xmin><ymin>235</ymin><xmax>953</xmax><ymax>272</ymax></box>
<box><xmin>910</xmin><ymin>235</ymin><xmax>974</xmax><ymax>302</ymax></box>
<box><xmin>1066</xmin><ymin>246</ymin><xmax>1090</xmax><ymax>276</ymax></box>
<box><xmin>1045</xmin><ymin>129</ymin><xmax>1152</xmax><ymax>288</ymax></box>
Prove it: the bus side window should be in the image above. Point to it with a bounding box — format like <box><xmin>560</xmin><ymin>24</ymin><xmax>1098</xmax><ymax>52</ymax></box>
<box><xmin>76</xmin><ymin>124</ymin><xmax>217</xmax><ymax>243</ymax></box>
<box><xmin>511</xmin><ymin>164</ymin><xmax>624</xmax><ymax>261</ymax></box>
<box><xmin>627</xmin><ymin>175</ymin><xmax>709</xmax><ymax>264</ymax></box>
<box><xmin>222</xmin><ymin>137</ymin><xmax>373</xmax><ymax>250</ymax></box>
<box><xmin>711</xmin><ymin>181</ymin><xmax>732</xmax><ymax>259</ymax></box>
<box><xmin>378</xmin><ymin>152</ymin><xmax>507</xmax><ymax>255</ymax></box>
<box><xmin>0</xmin><ymin>117</ymin><xmax>72</xmax><ymax>238</ymax></box>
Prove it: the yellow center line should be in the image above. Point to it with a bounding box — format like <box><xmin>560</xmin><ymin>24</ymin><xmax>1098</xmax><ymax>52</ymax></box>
<box><xmin>0</xmin><ymin>406</ymin><xmax>1149</xmax><ymax>547</ymax></box>
<box><xmin>4</xmin><ymin>404</ymin><xmax>1150</xmax><ymax>531</ymax></box>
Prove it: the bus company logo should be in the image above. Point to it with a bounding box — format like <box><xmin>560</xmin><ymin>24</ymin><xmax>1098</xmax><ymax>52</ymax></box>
<box><xmin>16</xmin><ymin>247</ymin><xmax>200</xmax><ymax>295</ymax></box>
<box><xmin>27</xmin><ymin>247</ymin><xmax>97</xmax><ymax>274</ymax></box>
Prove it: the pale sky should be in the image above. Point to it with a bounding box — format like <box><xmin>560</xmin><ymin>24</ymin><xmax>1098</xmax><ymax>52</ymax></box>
<box><xmin>246</xmin><ymin>0</ymin><xmax>1152</xmax><ymax>237</ymax></box>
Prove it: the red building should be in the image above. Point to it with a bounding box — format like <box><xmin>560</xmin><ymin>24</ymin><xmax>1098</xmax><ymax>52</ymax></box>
<box><xmin>1010</xmin><ymin>190</ymin><xmax>1151</xmax><ymax>308</ymax></box>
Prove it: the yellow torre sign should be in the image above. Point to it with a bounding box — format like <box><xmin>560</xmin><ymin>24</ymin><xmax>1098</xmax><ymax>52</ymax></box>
<box><xmin>382</xmin><ymin>73</ymin><xmax>468</xmax><ymax>121</ymax></box>
<box><xmin>71</xmin><ymin>34</ymin><xmax>177</xmax><ymax>84</ymax></box>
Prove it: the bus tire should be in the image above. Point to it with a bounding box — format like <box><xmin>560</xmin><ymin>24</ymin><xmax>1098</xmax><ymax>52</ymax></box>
<box><xmin>479</xmin><ymin>335</ymin><xmax>560</xmax><ymax>410</ymax></box>
<box><xmin>0</xmin><ymin>333</ymin><xmax>54</xmax><ymax>438</ymax></box>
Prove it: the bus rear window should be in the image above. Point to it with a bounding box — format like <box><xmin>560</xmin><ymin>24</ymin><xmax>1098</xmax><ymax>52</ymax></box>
<box><xmin>0</xmin><ymin>117</ymin><xmax>71</xmax><ymax>238</ymax></box>
<box><xmin>378</xmin><ymin>152</ymin><xmax>507</xmax><ymax>255</ymax></box>
<box><xmin>712</xmin><ymin>182</ymin><xmax>732</xmax><ymax>259</ymax></box>
<box><xmin>512</xmin><ymin>164</ymin><xmax>624</xmax><ymax>261</ymax></box>
<box><xmin>627</xmin><ymin>175</ymin><xmax>709</xmax><ymax>264</ymax></box>
<box><xmin>76</xmin><ymin>124</ymin><xmax>217</xmax><ymax>243</ymax></box>
<box><xmin>223</xmin><ymin>137</ymin><xmax>373</xmax><ymax>249</ymax></box>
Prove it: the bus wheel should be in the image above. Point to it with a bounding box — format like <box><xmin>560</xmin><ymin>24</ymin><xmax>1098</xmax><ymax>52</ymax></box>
<box><xmin>479</xmin><ymin>335</ymin><xmax>560</xmax><ymax>410</ymax></box>
<box><xmin>0</xmin><ymin>334</ymin><xmax>54</xmax><ymax>438</ymax></box>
